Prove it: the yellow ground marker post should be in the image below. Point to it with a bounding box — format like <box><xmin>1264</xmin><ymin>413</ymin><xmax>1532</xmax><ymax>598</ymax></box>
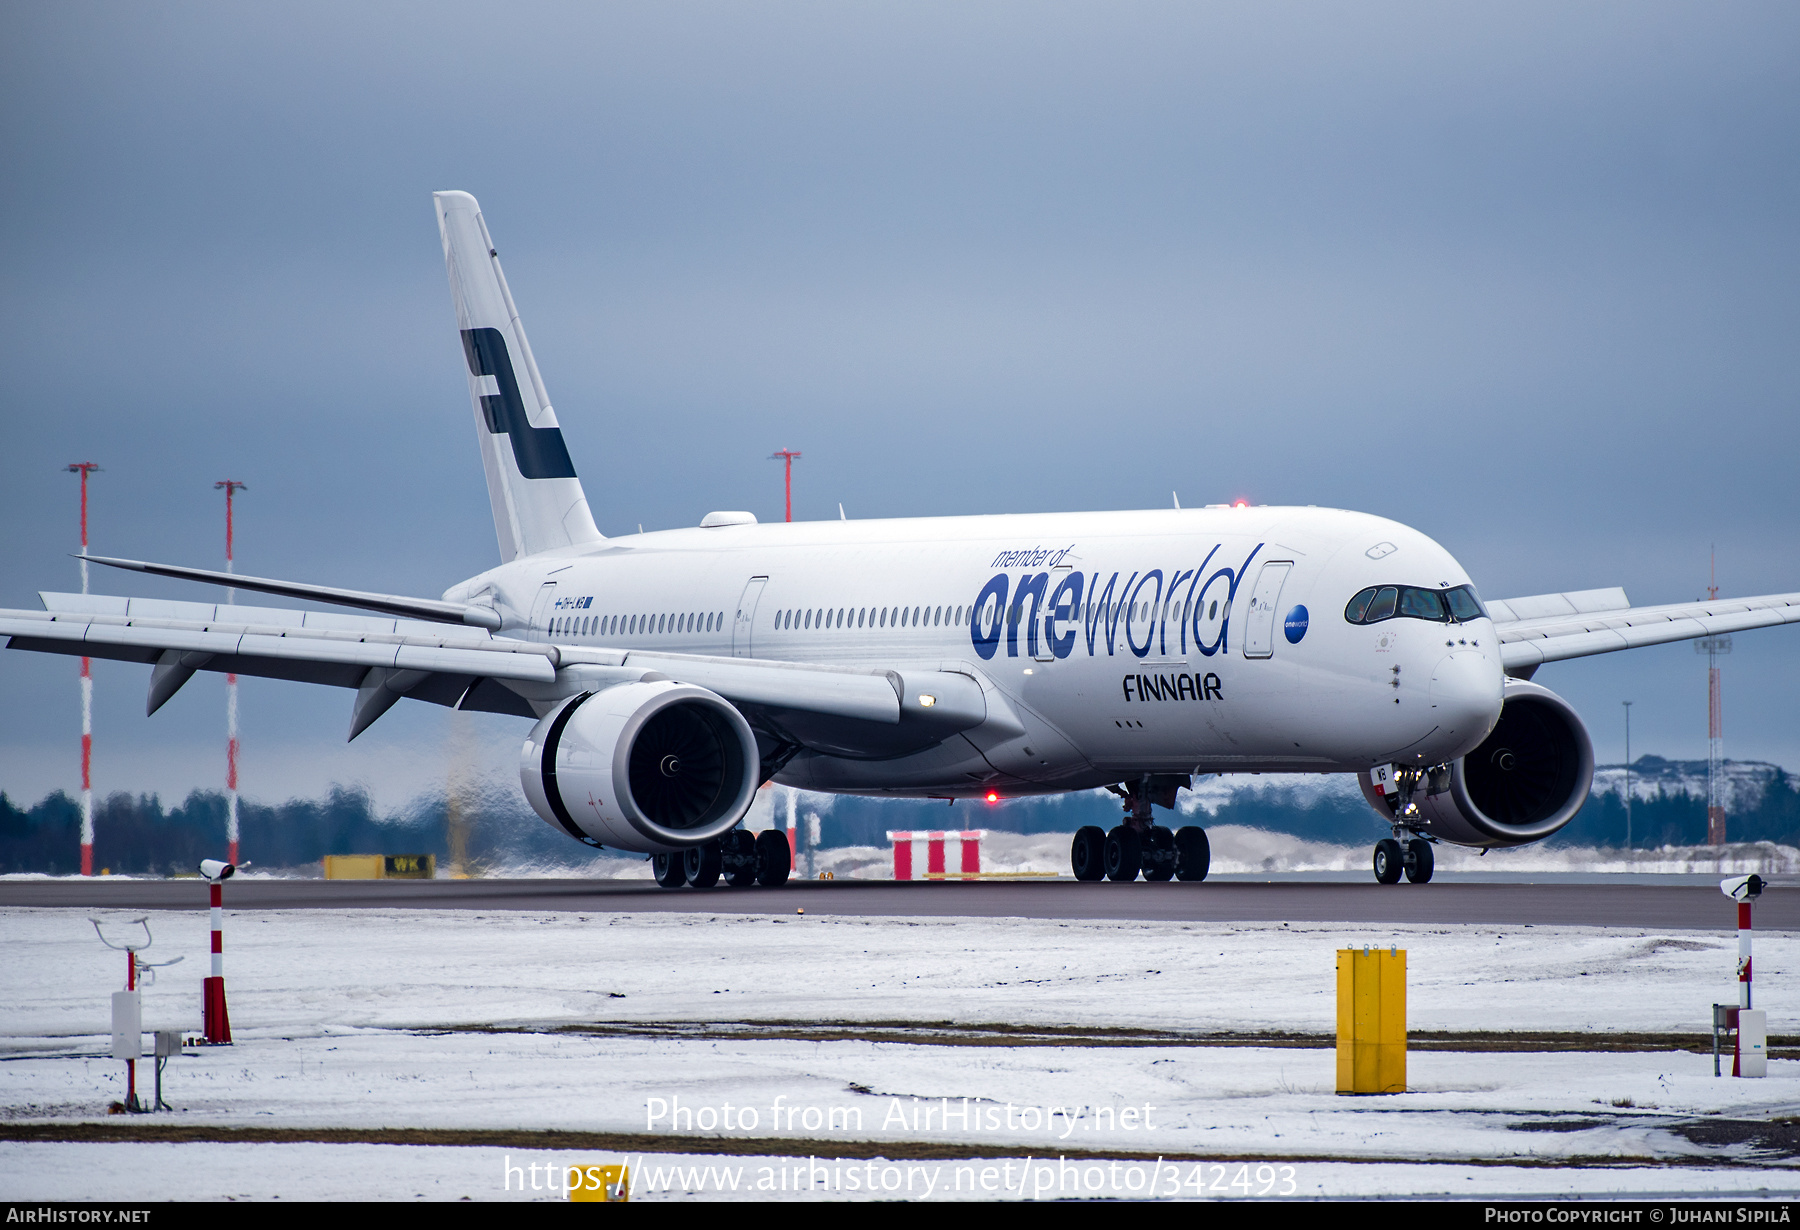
<box><xmin>1336</xmin><ymin>946</ymin><xmax>1406</xmax><ymax>1094</ymax></box>
<box><xmin>568</xmin><ymin>1164</ymin><xmax>630</xmax><ymax>1202</ymax></box>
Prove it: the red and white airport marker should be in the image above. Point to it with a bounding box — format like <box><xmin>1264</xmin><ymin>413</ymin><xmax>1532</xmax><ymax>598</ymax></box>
<box><xmin>68</xmin><ymin>462</ymin><xmax>101</xmax><ymax>875</ymax></box>
<box><xmin>216</xmin><ymin>480</ymin><xmax>247</xmax><ymax>866</ymax></box>
<box><xmin>887</xmin><ymin>830</ymin><xmax>985</xmax><ymax>880</ymax></box>
<box><xmin>1723</xmin><ymin>874</ymin><xmax>1765</xmax><ymax>1077</ymax></box>
<box><xmin>201</xmin><ymin>860</ymin><xmax>234</xmax><ymax>1044</ymax></box>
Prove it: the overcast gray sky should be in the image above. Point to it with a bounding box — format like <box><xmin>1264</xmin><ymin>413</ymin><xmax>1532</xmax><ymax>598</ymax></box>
<box><xmin>3</xmin><ymin>1</ymin><xmax>1797</xmax><ymax>811</ymax></box>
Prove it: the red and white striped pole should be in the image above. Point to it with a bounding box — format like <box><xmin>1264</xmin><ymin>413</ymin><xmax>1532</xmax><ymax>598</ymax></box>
<box><xmin>68</xmin><ymin>463</ymin><xmax>101</xmax><ymax>876</ymax></box>
<box><xmin>201</xmin><ymin>863</ymin><xmax>233</xmax><ymax>1044</ymax></box>
<box><xmin>124</xmin><ymin>942</ymin><xmax>139</xmax><ymax>1106</ymax></box>
<box><xmin>1738</xmin><ymin>897</ymin><xmax>1753</xmax><ymax>1012</ymax></box>
<box><xmin>1723</xmin><ymin>874</ymin><xmax>1765</xmax><ymax>1077</ymax></box>
<box><xmin>216</xmin><ymin>481</ymin><xmax>247</xmax><ymax>865</ymax></box>
<box><xmin>785</xmin><ymin>788</ymin><xmax>799</xmax><ymax>876</ymax></box>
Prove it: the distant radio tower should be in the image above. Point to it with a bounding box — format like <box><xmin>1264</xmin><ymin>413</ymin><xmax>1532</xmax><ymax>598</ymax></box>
<box><xmin>216</xmin><ymin>480</ymin><xmax>248</xmax><ymax>864</ymax></box>
<box><xmin>770</xmin><ymin>449</ymin><xmax>801</xmax><ymax>522</ymax></box>
<box><xmin>67</xmin><ymin>462</ymin><xmax>101</xmax><ymax>876</ymax></box>
<box><xmin>1697</xmin><ymin>548</ymin><xmax>1732</xmax><ymax>846</ymax></box>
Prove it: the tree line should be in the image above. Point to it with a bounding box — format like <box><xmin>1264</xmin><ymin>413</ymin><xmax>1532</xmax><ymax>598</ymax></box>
<box><xmin>6</xmin><ymin>764</ymin><xmax>1800</xmax><ymax>874</ymax></box>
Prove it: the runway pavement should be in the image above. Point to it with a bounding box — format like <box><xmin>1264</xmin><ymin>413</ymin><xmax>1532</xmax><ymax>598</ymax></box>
<box><xmin>0</xmin><ymin>876</ymin><xmax>1787</xmax><ymax>929</ymax></box>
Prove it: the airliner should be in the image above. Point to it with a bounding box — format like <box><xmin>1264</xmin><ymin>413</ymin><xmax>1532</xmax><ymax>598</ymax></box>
<box><xmin>7</xmin><ymin>191</ymin><xmax>1799</xmax><ymax>887</ymax></box>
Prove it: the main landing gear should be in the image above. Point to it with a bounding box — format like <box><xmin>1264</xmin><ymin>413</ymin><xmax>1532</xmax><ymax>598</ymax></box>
<box><xmin>652</xmin><ymin>828</ymin><xmax>791</xmax><ymax>890</ymax></box>
<box><xmin>1371</xmin><ymin>833</ymin><xmax>1434</xmax><ymax>885</ymax></box>
<box><xmin>1071</xmin><ymin>775</ymin><xmax>1208</xmax><ymax>883</ymax></box>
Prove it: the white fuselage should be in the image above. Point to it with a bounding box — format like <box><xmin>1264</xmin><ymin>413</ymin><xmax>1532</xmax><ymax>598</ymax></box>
<box><xmin>447</xmin><ymin>505</ymin><xmax>1506</xmax><ymax>799</ymax></box>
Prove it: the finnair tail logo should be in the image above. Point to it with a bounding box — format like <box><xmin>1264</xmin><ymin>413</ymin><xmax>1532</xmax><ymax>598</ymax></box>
<box><xmin>460</xmin><ymin>328</ymin><xmax>578</xmax><ymax>481</ymax></box>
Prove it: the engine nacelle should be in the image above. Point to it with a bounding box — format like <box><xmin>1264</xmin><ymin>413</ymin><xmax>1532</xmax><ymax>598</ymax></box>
<box><xmin>520</xmin><ymin>681</ymin><xmax>760</xmax><ymax>854</ymax></box>
<box><xmin>1360</xmin><ymin>679</ymin><xmax>1594</xmax><ymax>849</ymax></box>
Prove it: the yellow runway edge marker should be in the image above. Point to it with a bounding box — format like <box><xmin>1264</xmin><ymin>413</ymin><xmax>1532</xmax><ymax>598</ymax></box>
<box><xmin>1336</xmin><ymin>947</ymin><xmax>1406</xmax><ymax>1094</ymax></box>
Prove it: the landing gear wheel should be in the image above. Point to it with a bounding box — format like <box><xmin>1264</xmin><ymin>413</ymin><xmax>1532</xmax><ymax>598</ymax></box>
<box><xmin>652</xmin><ymin>851</ymin><xmax>687</xmax><ymax>888</ymax></box>
<box><xmin>1142</xmin><ymin>826</ymin><xmax>1176</xmax><ymax>881</ymax></box>
<box><xmin>722</xmin><ymin>830</ymin><xmax>758</xmax><ymax>888</ymax></box>
<box><xmin>1404</xmin><ymin>838</ymin><xmax>1434</xmax><ymax>885</ymax></box>
<box><xmin>1104</xmin><ymin>825</ymin><xmax>1142</xmax><ymax>882</ymax></box>
<box><xmin>755</xmin><ymin>828</ymin><xmax>791</xmax><ymax>887</ymax></box>
<box><xmin>1174</xmin><ymin>826</ymin><xmax>1211</xmax><ymax>882</ymax></box>
<box><xmin>1071</xmin><ymin>826</ymin><xmax>1106</xmax><ymax>882</ymax></box>
<box><xmin>684</xmin><ymin>841</ymin><xmax>723</xmax><ymax>889</ymax></box>
<box><xmin>1372</xmin><ymin>838</ymin><xmax>1404</xmax><ymax>885</ymax></box>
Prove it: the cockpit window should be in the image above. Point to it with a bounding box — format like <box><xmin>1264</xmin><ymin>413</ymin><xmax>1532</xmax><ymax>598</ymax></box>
<box><xmin>1346</xmin><ymin>584</ymin><xmax>1485</xmax><ymax>626</ymax></box>
<box><xmin>1444</xmin><ymin>586</ymin><xmax>1486</xmax><ymax>621</ymax></box>
<box><xmin>1399</xmin><ymin>587</ymin><xmax>1445</xmax><ymax>620</ymax></box>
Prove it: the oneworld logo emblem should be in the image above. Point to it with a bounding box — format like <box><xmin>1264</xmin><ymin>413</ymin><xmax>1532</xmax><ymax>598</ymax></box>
<box><xmin>1283</xmin><ymin>605</ymin><xmax>1309</xmax><ymax>644</ymax></box>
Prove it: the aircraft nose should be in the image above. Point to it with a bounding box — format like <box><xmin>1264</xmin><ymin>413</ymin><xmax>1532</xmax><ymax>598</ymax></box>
<box><xmin>1428</xmin><ymin>649</ymin><xmax>1504</xmax><ymax>754</ymax></box>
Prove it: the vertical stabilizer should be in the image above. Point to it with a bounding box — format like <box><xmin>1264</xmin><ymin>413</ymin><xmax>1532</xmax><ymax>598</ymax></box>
<box><xmin>434</xmin><ymin>191</ymin><xmax>604</xmax><ymax>562</ymax></box>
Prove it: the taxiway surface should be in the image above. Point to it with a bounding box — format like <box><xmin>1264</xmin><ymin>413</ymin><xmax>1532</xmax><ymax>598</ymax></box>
<box><xmin>1</xmin><ymin>877</ymin><xmax>1788</xmax><ymax>929</ymax></box>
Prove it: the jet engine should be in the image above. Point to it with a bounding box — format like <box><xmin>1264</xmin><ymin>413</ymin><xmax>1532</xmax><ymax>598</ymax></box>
<box><xmin>1360</xmin><ymin>679</ymin><xmax>1594</xmax><ymax>849</ymax></box>
<box><xmin>520</xmin><ymin>681</ymin><xmax>760</xmax><ymax>854</ymax></box>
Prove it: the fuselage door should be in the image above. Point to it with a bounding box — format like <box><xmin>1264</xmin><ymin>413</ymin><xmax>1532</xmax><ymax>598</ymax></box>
<box><xmin>732</xmin><ymin>576</ymin><xmax>769</xmax><ymax>658</ymax></box>
<box><xmin>1242</xmin><ymin>561</ymin><xmax>1293</xmax><ymax>659</ymax></box>
<box><xmin>528</xmin><ymin>582</ymin><xmax>557</xmax><ymax>641</ymax></box>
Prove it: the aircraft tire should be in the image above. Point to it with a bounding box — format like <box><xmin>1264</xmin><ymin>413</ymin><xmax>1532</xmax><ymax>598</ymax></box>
<box><xmin>722</xmin><ymin>830</ymin><xmax>758</xmax><ymax>887</ymax></box>
<box><xmin>1174</xmin><ymin>826</ymin><xmax>1211</xmax><ymax>882</ymax></box>
<box><xmin>1404</xmin><ymin>838</ymin><xmax>1434</xmax><ymax>885</ymax></box>
<box><xmin>1372</xmin><ymin>838</ymin><xmax>1404</xmax><ymax>885</ymax></box>
<box><xmin>755</xmin><ymin>828</ymin><xmax>792</xmax><ymax>887</ymax></box>
<box><xmin>1071</xmin><ymin>826</ymin><xmax>1106</xmax><ymax>881</ymax></box>
<box><xmin>684</xmin><ymin>841</ymin><xmax>723</xmax><ymax>889</ymax></box>
<box><xmin>652</xmin><ymin>851</ymin><xmax>688</xmax><ymax>888</ymax></box>
<box><xmin>1104</xmin><ymin>825</ymin><xmax>1142</xmax><ymax>882</ymax></box>
<box><xmin>1142</xmin><ymin>826</ymin><xmax>1176</xmax><ymax>881</ymax></box>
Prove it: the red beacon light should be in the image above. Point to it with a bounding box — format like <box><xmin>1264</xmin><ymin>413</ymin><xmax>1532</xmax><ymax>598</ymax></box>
<box><xmin>985</xmin><ymin>792</ymin><xmax>999</xmax><ymax>804</ymax></box>
<box><xmin>1233</xmin><ymin>500</ymin><xmax>1249</xmax><ymax>509</ymax></box>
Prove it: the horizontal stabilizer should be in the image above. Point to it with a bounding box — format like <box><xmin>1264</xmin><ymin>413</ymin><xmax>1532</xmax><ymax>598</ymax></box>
<box><xmin>80</xmin><ymin>555</ymin><xmax>501</xmax><ymax>629</ymax></box>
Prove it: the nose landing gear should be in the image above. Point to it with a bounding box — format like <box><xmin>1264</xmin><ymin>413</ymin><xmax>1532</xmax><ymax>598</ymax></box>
<box><xmin>1365</xmin><ymin>762</ymin><xmax>1446</xmax><ymax>885</ymax></box>
<box><xmin>1372</xmin><ymin>832</ymin><xmax>1435</xmax><ymax>884</ymax></box>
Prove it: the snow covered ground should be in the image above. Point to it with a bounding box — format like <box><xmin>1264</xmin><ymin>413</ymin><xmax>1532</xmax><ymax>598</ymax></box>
<box><xmin>4</xmin><ymin>905</ymin><xmax>1800</xmax><ymax>1199</ymax></box>
<box><xmin>5</xmin><ymin>1141</ymin><xmax>1796</xmax><ymax>1202</ymax></box>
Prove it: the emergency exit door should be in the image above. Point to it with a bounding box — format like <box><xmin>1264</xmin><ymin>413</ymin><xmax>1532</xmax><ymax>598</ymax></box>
<box><xmin>732</xmin><ymin>577</ymin><xmax>768</xmax><ymax>657</ymax></box>
<box><xmin>1242</xmin><ymin>561</ymin><xmax>1293</xmax><ymax>659</ymax></box>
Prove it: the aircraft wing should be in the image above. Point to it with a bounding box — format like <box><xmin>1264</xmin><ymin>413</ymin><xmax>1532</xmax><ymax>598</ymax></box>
<box><xmin>1490</xmin><ymin>586</ymin><xmax>1800</xmax><ymax>675</ymax></box>
<box><xmin>0</xmin><ymin>592</ymin><xmax>555</xmax><ymax>726</ymax></box>
<box><xmin>82</xmin><ymin>553</ymin><xmax>502</xmax><ymax>628</ymax></box>
<box><xmin>0</xmin><ymin>593</ymin><xmax>982</xmax><ymax>747</ymax></box>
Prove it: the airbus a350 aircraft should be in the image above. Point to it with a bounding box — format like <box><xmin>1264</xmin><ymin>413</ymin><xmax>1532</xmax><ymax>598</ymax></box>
<box><xmin>9</xmin><ymin>191</ymin><xmax>1800</xmax><ymax>887</ymax></box>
